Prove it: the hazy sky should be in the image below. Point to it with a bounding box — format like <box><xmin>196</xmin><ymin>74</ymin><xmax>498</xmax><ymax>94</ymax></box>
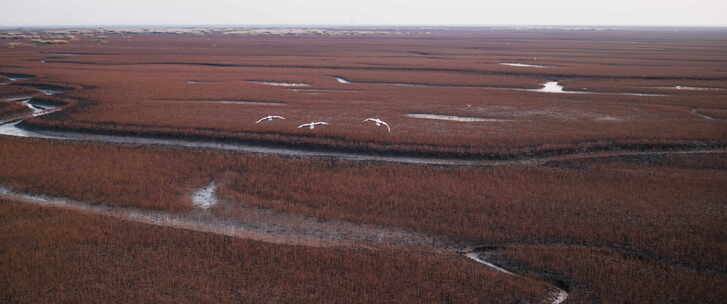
<box><xmin>2</xmin><ymin>0</ymin><xmax>726</xmax><ymax>27</ymax></box>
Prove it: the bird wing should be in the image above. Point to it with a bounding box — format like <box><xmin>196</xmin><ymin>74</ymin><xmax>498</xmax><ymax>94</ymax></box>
<box><xmin>317</xmin><ymin>122</ymin><xmax>329</xmax><ymax>126</ymax></box>
<box><xmin>363</xmin><ymin>118</ymin><xmax>374</xmax><ymax>123</ymax></box>
<box><xmin>380</xmin><ymin>121</ymin><xmax>391</xmax><ymax>132</ymax></box>
<box><xmin>297</xmin><ymin>123</ymin><xmax>309</xmax><ymax>128</ymax></box>
<box><xmin>256</xmin><ymin>116</ymin><xmax>269</xmax><ymax>124</ymax></box>
<box><xmin>272</xmin><ymin>116</ymin><xmax>286</xmax><ymax>120</ymax></box>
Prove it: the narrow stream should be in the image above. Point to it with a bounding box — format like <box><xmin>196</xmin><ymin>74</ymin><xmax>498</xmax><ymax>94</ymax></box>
<box><xmin>405</xmin><ymin>113</ymin><xmax>513</xmax><ymax>122</ymax></box>
<box><xmin>249</xmin><ymin>80</ymin><xmax>311</xmax><ymax>87</ymax></box>
<box><xmin>499</xmin><ymin>62</ymin><xmax>546</xmax><ymax>68</ymax></box>
<box><xmin>2</xmin><ymin>76</ymin><xmax>721</xmax><ymax>304</ymax></box>
<box><xmin>0</xmin><ymin>181</ymin><xmax>569</xmax><ymax>303</ymax></box>
<box><xmin>690</xmin><ymin>108</ymin><xmax>717</xmax><ymax>120</ymax></box>
<box><xmin>1</xmin><ymin>98</ymin><xmax>725</xmax><ymax>167</ymax></box>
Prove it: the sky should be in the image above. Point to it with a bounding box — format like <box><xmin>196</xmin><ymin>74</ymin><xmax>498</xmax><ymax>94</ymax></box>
<box><xmin>1</xmin><ymin>0</ymin><xmax>726</xmax><ymax>27</ymax></box>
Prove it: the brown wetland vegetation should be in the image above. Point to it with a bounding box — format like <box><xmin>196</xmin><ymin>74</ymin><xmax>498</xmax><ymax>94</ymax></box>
<box><xmin>2</xmin><ymin>26</ymin><xmax>727</xmax><ymax>303</ymax></box>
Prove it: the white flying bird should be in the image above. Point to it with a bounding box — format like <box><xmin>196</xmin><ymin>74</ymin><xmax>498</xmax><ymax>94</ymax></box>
<box><xmin>256</xmin><ymin>115</ymin><xmax>286</xmax><ymax>124</ymax></box>
<box><xmin>297</xmin><ymin>121</ymin><xmax>329</xmax><ymax>129</ymax></box>
<box><xmin>362</xmin><ymin>118</ymin><xmax>391</xmax><ymax>132</ymax></box>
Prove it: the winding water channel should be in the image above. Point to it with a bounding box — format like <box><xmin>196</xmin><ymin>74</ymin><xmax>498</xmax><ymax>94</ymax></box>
<box><xmin>3</xmin><ymin>73</ymin><xmax>726</xmax><ymax>303</ymax></box>
<box><xmin>2</xmin><ymin>92</ymin><xmax>722</xmax><ymax>167</ymax></box>
<box><xmin>0</xmin><ymin>181</ymin><xmax>569</xmax><ymax>304</ymax></box>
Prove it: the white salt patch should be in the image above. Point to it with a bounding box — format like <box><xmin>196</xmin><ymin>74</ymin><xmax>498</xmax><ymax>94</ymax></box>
<box><xmin>499</xmin><ymin>62</ymin><xmax>545</xmax><ymax>68</ymax></box>
<box><xmin>406</xmin><ymin>113</ymin><xmax>511</xmax><ymax>122</ymax></box>
<box><xmin>521</xmin><ymin>81</ymin><xmax>582</xmax><ymax>94</ymax></box>
<box><xmin>529</xmin><ymin>81</ymin><xmax>584</xmax><ymax>94</ymax></box>
<box><xmin>528</xmin><ymin>81</ymin><xmax>663</xmax><ymax>96</ymax></box>
<box><xmin>335</xmin><ymin>77</ymin><xmax>351</xmax><ymax>84</ymax></box>
<box><xmin>539</xmin><ymin>81</ymin><xmax>565</xmax><ymax>93</ymax></box>
<box><xmin>191</xmin><ymin>182</ymin><xmax>218</xmax><ymax>209</ymax></box>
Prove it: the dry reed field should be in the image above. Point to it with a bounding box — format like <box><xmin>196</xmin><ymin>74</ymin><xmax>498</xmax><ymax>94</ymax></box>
<box><xmin>3</xmin><ymin>28</ymin><xmax>727</xmax><ymax>156</ymax></box>
<box><xmin>2</xmin><ymin>27</ymin><xmax>727</xmax><ymax>303</ymax></box>
<box><xmin>1</xmin><ymin>200</ymin><xmax>550</xmax><ymax>303</ymax></box>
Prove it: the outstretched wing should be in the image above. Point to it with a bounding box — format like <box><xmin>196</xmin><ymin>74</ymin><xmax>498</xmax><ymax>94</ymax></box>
<box><xmin>380</xmin><ymin>121</ymin><xmax>391</xmax><ymax>132</ymax></box>
<box><xmin>256</xmin><ymin>116</ymin><xmax>270</xmax><ymax>124</ymax></box>
<box><xmin>272</xmin><ymin>115</ymin><xmax>286</xmax><ymax>120</ymax></box>
<box><xmin>297</xmin><ymin>123</ymin><xmax>309</xmax><ymax>128</ymax></box>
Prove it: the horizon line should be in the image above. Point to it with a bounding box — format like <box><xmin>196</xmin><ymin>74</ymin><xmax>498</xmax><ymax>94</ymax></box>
<box><xmin>2</xmin><ymin>23</ymin><xmax>727</xmax><ymax>29</ymax></box>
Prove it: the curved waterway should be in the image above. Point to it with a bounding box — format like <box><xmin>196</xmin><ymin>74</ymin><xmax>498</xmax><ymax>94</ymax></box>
<box><xmin>0</xmin><ymin>72</ymin><xmax>35</xmax><ymax>81</ymax></box>
<box><xmin>1</xmin><ymin>97</ymin><xmax>725</xmax><ymax>166</ymax></box>
<box><xmin>4</xmin><ymin>76</ymin><xmax>726</xmax><ymax>304</ymax></box>
<box><xmin>0</xmin><ymin>72</ymin><xmax>720</xmax><ymax>168</ymax></box>
<box><xmin>0</xmin><ymin>96</ymin><xmax>63</xmax><ymax>125</ymax></box>
<box><xmin>0</xmin><ymin>121</ymin><xmax>487</xmax><ymax>166</ymax></box>
<box><xmin>249</xmin><ymin>80</ymin><xmax>311</xmax><ymax>87</ymax></box>
<box><xmin>18</xmin><ymin>84</ymin><xmax>71</xmax><ymax>96</ymax></box>
<box><xmin>0</xmin><ymin>181</ymin><xmax>569</xmax><ymax>303</ymax></box>
<box><xmin>6</xmin><ymin>177</ymin><xmax>726</xmax><ymax>302</ymax></box>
